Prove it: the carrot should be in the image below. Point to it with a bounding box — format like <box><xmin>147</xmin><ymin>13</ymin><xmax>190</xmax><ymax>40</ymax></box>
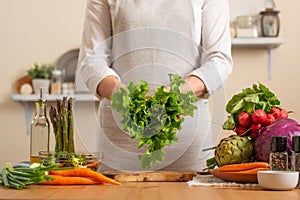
<box><xmin>49</xmin><ymin>168</ymin><xmax>121</xmax><ymax>185</ymax></box>
<box><xmin>87</xmin><ymin>161</ymin><xmax>100</xmax><ymax>168</ymax></box>
<box><xmin>231</xmin><ymin>167</ymin><xmax>270</xmax><ymax>174</ymax></box>
<box><xmin>217</xmin><ymin>162</ymin><xmax>269</xmax><ymax>172</ymax></box>
<box><xmin>41</xmin><ymin>175</ymin><xmax>100</xmax><ymax>185</ymax></box>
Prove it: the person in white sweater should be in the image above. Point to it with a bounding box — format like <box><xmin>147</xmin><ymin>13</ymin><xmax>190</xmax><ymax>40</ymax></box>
<box><xmin>77</xmin><ymin>0</ymin><xmax>233</xmax><ymax>172</ymax></box>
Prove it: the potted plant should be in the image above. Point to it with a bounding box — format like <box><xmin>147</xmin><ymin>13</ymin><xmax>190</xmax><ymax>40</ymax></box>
<box><xmin>27</xmin><ymin>62</ymin><xmax>54</xmax><ymax>94</ymax></box>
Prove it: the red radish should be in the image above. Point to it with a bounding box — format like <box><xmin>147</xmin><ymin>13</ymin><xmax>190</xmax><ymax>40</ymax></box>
<box><xmin>264</xmin><ymin>114</ymin><xmax>276</xmax><ymax>126</ymax></box>
<box><xmin>270</xmin><ymin>107</ymin><xmax>281</xmax><ymax>119</ymax></box>
<box><xmin>280</xmin><ymin>109</ymin><xmax>289</xmax><ymax>119</ymax></box>
<box><xmin>238</xmin><ymin>111</ymin><xmax>252</xmax><ymax>127</ymax></box>
<box><xmin>250</xmin><ymin>131</ymin><xmax>258</xmax><ymax>140</ymax></box>
<box><xmin>176</xmin><ymin>115</ymin><xmax>182</xmax><ymax>120</ymax></box>
<box><xmin>251</xmin><ymin>123</ymin><xmax>262</xmax><ymax>131</ymax></box>
<box><xmin>252</xmin><ymin>109</ymin><xmax>267</xmax><ymax>124</ymax></box>
<box><xmin>235</xmin><ymin>125</ymin><xmax>250</xmax><ymax>136</ymax></box>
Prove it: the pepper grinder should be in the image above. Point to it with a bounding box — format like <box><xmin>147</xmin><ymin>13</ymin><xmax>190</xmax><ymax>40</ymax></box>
<box><xmin>269</xmin><ymin>136</ymin><xmax>288</xmax><ymax>171</ymax></box>
<box><xmin>292</xmin><ymin>136</ymin><xmax>300</xmax><ymax>171</ymax></box>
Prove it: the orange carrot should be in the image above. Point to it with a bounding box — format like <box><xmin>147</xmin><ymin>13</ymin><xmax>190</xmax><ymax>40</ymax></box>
<box><xmin>231</xmin><ymin>167</ymin><xmax>270</xmax><ymax>174</ymax></box>
<box><xmin>41</xmin><ymin>175</ymin><xmax>100</xmax><ymax>185</ymax></box>
<box><xmin>87</xmin><ymin>161</ymin><xmax>100</xmax><ymax>168</ymax></box>
<box><xmin>49</xmin><ymin>168</ymin><xmax>121</xmax><ymax>185</ymax></box>
<box><xmin>217</xmin><ymin>162</ymin><xmax>269</xmax><ymax>172</ymax></box>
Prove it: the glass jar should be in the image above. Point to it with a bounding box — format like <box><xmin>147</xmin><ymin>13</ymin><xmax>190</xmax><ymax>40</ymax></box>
<box><xmin>51</xmin><ymin>70</ymin><xmax>63</xmax><ymax>94</ymax></box>
<box><xmin>260</xmin><ymin>1</ymin><xmax>280</xmax><ymax>37</ymax></box>
<box><xmin>269</xmin><ymin>136</ymin><xmax>288</xmax><ymax>171</ymax></box>
<box><xmin>30</xmin><ymin>88</ymin><xmax>50</xmax><ymax>162</ymax></box>
<box><xmin>39</xmin><ymin>151</ymin><xmax>54</xmax><ymax>166</ymax></box>
<box><xmin>235</xmin><ymin>15</ymin><xmax>259</xmax><ymax>38</ymax></box>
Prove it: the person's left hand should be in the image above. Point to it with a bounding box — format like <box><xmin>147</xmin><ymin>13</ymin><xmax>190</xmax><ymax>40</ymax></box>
<box><xmin>183</xmin><ymin>75</ymin><xmax>207</xmax><ymax>98</ymax></box>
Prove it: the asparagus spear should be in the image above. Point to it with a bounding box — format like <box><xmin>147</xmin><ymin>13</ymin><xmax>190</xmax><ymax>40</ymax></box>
<box><xmin>68</xmin><ymin>97</ymin><xmax>75</xmax><ymax>153</ymax></box>
<box><xmin>49</xmin><ymin>105</ymin><xmax>58</xmax><ymax>152</ymax></box>
<box><xmin>55</xmin><ymin>98</ymin><xmax>63</xmax><ymax>152</ymax></box>
<box><xmin>55</xmin><ymin>113</ymin><xmax>63</xmax><ymax>152</ymax></box>
<box><xmin>61</xmin><ymin>97</ymin><xmax>69</xmax><ymax>152</ymax></box>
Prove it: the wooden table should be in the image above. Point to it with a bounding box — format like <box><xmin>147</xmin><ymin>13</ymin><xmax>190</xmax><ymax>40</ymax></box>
<box><xmin>0</xmin><ymin>182</ymin><xmax>299</xmax><ymax>200</ymax></box>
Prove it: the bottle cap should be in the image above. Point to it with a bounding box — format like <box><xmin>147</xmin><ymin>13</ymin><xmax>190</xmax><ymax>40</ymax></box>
<box><xmin>52</xmin><ymin>70</ymin><xmax>62</xmax><ymax>76</ymax></box>
<box><xmin>270</xmin><ymin>136</ymin><xmax>287</xmax><ymax>152</ymax></box>
<box><xmin>38</xmin><ymin>87</ymin><xmax>46</xmax><ymax>102</ymax></box>
<box><xmin>293</xmin><ymin>136</ymin><xmax>300</xmax><ymax>153</ymax></box>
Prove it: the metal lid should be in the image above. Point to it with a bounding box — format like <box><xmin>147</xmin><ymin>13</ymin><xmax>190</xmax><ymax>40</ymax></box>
<box><xmin>293</xmin><ymin>136</ymin><xmax>300</xmax><ymax>153</ymax></box>
<box><xmin>270</xmin><ymin>136</ymin><xmax>287</xmax><ymax>152</ymax></box>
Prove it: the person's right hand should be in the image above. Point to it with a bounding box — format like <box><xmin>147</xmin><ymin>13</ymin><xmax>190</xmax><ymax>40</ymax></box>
<box><xmin>97</xmin><ymin>76</ymin><xmax>125</xmax><ymax>99</ymax></box>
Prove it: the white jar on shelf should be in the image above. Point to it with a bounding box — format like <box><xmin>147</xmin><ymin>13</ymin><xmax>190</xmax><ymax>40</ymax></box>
<box><xmin>50</xmin><ymin>70</ymin><xmax>63</xmax><ymax>94</ymax></box>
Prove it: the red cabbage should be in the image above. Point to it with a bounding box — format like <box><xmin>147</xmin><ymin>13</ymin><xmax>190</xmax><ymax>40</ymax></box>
<box><xmin>254</xmin><ymin>118</ymin><xmax>300</xmax><ymax>165</ymax></box>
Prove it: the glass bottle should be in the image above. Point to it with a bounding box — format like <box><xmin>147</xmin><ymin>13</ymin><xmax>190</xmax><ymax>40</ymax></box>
<box><xmin>269</xmin><ymin>136</ymin><xmax>288</xmax><ymax>171</ymax></box>
<box><xmin>30</xmin><ymin>88</ymin><xmax>50</xmax><ymax>162</ymax></box>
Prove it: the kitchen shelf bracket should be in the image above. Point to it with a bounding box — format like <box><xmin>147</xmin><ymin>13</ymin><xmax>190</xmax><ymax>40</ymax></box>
<box><xmin>231</xmin><ymin>37</ymin><xmax>284</xmax><ymax>80</ymax></box>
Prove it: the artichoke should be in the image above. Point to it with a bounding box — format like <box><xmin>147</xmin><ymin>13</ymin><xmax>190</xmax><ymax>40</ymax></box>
<box><xmin>215</xmin><ymin>135</ymin><xmax>255</xmax><ymax>167</ymax></box>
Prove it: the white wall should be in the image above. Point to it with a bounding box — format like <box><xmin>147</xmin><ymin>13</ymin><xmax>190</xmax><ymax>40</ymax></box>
<box><xmin>0</xmin><ymin>0</ymin><xmax>299</xmax><ymax>167</ymax></box>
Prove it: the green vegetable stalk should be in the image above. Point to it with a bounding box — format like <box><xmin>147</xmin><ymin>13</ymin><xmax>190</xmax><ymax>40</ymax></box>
<box><xmin>49</xmin><ymin>97</ymin><xmax>75</xmax><ymax>153</ymax></box>
<box><xmin>110</xmin><ymin>74</ymin><xmax>198</xmax><ymax>169</ymax></box>
<box><xmin>61</xmin><ymin>97</ymin><xmax>69</xmax><ymax>152</ymax></box>
<box><xmin>68</xmin><ymin>98</ymin><xmax>75</xmax><ymax>153</ymax></box>
<box><xmin>0</xmin><ymin>162</ymin><xmax>61</xmax><ymax>190</ymax></box>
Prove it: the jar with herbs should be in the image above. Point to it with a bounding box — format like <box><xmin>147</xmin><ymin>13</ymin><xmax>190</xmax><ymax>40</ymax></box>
<box><xmin>269</xmin><ymin>136</ymin><xmax>288</xmax><ymax>171</ymax></box>
<box><xmin>292</xmin><ymin>136</ymin><xmax>300</xmax><ymax>171</ymax></box>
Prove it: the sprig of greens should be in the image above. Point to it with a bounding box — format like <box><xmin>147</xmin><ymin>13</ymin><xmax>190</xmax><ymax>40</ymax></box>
<box><xmin>223</xmin><ymin>83</ymin><xmax>281</xmax><ymax>130</ymax></box>
<box><xmin>110</xmin><ymin>74</ymin><xmax>198</xmax><ymax>169</ymax></box>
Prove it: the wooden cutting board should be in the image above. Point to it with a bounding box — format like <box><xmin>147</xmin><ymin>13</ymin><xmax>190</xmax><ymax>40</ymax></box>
<box><xmin>103</xmin><ymin>171</ymin><xmax>196</xmax><ymax>182</ymax></box>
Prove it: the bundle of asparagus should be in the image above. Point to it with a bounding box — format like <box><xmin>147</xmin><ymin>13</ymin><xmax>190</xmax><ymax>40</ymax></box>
<box><xmin>49</xmin><ymin>97</ymin><xmax>75</xmax><ymax>153</ymax></box>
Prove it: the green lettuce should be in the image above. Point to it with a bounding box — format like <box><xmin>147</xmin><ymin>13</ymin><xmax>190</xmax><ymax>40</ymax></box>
<box><xmin>110</xmin><ymin>74</ymin><xmax>198</xmax><ymax>169</ymax></box>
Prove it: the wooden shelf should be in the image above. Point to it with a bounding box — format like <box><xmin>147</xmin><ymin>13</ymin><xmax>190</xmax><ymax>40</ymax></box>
<box><xmin>11</xmin><ymin>93</ymin><xmax>98</xmax><ymax>102</ymax></box>
<box><xmin>231</xmin><ymin>37</ymin><xmax>284</xmax><ymax>79</ymax></box>
<box><xmin>231</xmin><ymin>37</ymin><xmax>284</xmax><ymax>48</ymax></box>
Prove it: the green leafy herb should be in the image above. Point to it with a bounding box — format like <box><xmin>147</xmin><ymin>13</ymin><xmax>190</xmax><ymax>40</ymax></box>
<box><xmin>0</xmin><ymin>162</ymin><xmax>70</xmax><ymax>190</ymax></box>
<box><xmin>110</xmin><ymin>74</ymin><xmax>198</xmax><ymax>169</ymax></box>
<box><xmin>223</xmin><ymin>82</ymin><xmax>281</xmax><ymax>130</ymax></box>
<box><xmin>27</xmin><ymin>62</ymin><xmax>54</xmax><ymax>79</ymax></box>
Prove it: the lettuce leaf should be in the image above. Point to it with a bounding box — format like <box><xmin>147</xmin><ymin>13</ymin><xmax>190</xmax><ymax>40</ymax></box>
<box><xmin>110</xmin><ymin>74</ymin><xmax>198</xmax><ymax>169</ymax></box>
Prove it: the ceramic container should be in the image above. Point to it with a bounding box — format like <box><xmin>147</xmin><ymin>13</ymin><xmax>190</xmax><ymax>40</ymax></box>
<box><xmin>257</xmin><ymin>170</ymin><xmax>299</xmax><ymax>190</ymax></box>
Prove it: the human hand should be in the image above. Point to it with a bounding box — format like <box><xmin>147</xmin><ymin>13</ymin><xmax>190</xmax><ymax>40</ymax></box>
<box><xmin>97</xmin><ymin>76</ymin><xmax>125</xmax><ymax>99</ymax></box>
<box><xmin>184</xmin><ymin>75</ymin><xmax>207</xmax><ymax>98</ymax></box>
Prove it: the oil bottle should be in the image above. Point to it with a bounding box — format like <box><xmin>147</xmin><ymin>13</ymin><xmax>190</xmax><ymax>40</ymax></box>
<box><xmin>30</xmin><ymin>88</ymin><xmax>50</xmax><ymax>162</ymax></box>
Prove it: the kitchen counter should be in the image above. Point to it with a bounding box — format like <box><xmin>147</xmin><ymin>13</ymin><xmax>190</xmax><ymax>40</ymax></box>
<box><xmin>0</xmin><ymin>182</ymin><xmax>299</xmax><ymax>200</ymax></box>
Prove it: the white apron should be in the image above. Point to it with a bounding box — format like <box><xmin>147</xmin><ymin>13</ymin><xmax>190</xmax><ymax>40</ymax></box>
<box><xmin>95</xmin><ymin>0</ymin><xmax>214</xmax><ymax>172</ymax></box>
